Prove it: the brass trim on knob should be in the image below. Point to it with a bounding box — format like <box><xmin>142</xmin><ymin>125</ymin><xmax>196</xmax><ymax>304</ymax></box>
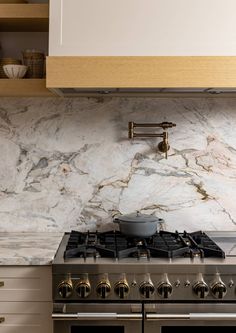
<box><xmin>75</xmin><ymin>280</ymin><xmax>91</xmax><ymax>298</ymax></box>
<box><xmin>114</xmin><ymin>279</ymin><xmax>130</xmax><ymax>299</ymax></box>
<box><xmin>211</xmin><ymin>281</ymin><xmax>227</xmax><ymax>299</ymax></box>
<box><xmin>193</xmin><ymin>281</ymin><xmax>209</xmax><ymax>299</ymax></box>
<box><xmin>139</xmin><ymin>281</ymin><xmax>155</xmax><ymax>298</ymax></box>
<box><xmin>57</xmin><ymin>278</ymin><xmax>73</xmax><ymax>298</ymax></box>
<box><xmin>96</xmin><ymin>279</ymin><xmax>112</xmax><ymax>299</ymax></box>
<box><xmin>210</xmin><ymin>274</ymin><xmax>227</xmax><ymax>299</ymax></box>
<box><xmin>157</xmin><ymin>282</ymin><xmax>173</xmax><ymax>299</ymax></box>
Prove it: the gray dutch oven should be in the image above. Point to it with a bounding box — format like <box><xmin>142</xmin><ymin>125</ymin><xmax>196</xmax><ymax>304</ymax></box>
<box><xmin>113</xmin><ymin>212</ymin><xmax>164</xmax><ymax>238</ymax></box>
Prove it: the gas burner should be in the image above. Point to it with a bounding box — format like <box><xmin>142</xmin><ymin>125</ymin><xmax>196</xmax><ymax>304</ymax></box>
<box><xmin>131</xmin><ymin>249</ymin><xmax>150</xmax><ymax>259</ymax></box>
<box><xmin>63</xmin><ymin>230</ymin><xmax>225</xmax><ymax>260</ymax></box>
<box><xmin>136</xmin><ymin>240</ymin><xmax>144</xmax><ymax>246</ymax></box>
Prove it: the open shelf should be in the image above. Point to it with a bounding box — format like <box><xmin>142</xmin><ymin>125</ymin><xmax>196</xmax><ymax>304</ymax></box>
<box><xmin>0</xmin><ymin>79</ymin><xmax>54</xmax><ymax>97</ymax></box>
<box><xmin>0</xmin><ymin>4</ymin><xmax>52</xmax><ymax>96</ymax></box>
<box><xmin>0</xmin><ymin>4</ymin><xmax>49</xmax><ymax>31</ymax></box>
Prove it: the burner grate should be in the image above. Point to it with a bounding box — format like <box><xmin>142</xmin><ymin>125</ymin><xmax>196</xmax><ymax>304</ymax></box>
<box><xmin>190</xmin><ymin>231</ymin><xmax>225</xmax><ymax>258</ymax></box>
<box><xmin>63</xmin><ymin>230</ymin><xmax>225</xmax><ymax>260</ymax></box>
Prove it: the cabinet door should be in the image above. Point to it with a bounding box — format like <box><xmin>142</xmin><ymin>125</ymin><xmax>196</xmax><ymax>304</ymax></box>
<box><xmin>49</xmin><ymin>0</ymin><xmax>236</xmax><ymax>56</ymax></box>
<box><xmin>0</xmin><ymin>266</ymin><xmax>51</xmax><ymax>301</ymax></box>
<box><xmin>0</xmin><ymin>302</ymin><xmax>52</xmax><ymax>333</ymax></box>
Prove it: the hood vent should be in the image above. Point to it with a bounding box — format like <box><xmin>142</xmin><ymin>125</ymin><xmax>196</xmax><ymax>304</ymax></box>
<box><xmin>52</xmin><ymin>87</ymin><xmax>236</xmax><ymax>98</ymax></box>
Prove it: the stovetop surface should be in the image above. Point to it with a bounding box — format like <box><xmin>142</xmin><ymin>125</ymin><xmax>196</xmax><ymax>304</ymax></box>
<box><xmin>63</xmin><ymin>230</ymin><xmax>225</xmax><ymax>261</ymax></box>
<box><xmin>206</xmin><ymin>231</ymin><xmax>236</xmax><ymax>257</ymax></box>
<box><xmin>53</xmin><ymin>230</ymin><xmax>236</xmax><ymax>265</ymax></box>
<box><xmin>53</xmin><ymin>231</ymin><xmax>236</xmax><ymax>302</ymax></box>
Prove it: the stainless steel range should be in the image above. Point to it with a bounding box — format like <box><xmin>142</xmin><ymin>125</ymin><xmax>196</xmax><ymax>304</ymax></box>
<box><xmin>52</xmin><ymin>230</ymin><xmax>236</xmax><ymax>333</ymax></box>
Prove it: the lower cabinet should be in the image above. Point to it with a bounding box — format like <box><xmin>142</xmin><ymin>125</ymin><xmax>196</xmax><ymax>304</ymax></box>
<box><xmin>0</xmin><ymin>302</ymin><xmax>52</xmax><ymax>333</ymax></box>
<box><xmin>0</xmin><ymin>266</ymin><xmax>52</xmax><ymax>333</ymax></box>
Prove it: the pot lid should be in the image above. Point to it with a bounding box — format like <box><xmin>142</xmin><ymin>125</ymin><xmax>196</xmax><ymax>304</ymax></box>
<box><xmin>115</xmin><ymin>212</ymin><xmax>160</xmax><ymax>223</ymax></box>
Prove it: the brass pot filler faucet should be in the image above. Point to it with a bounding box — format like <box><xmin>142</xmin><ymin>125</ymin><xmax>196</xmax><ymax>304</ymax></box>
<box><xmin>128</xmin><ymin>122</ymin><xmax>176</xmax><ymax>159</ymax></box>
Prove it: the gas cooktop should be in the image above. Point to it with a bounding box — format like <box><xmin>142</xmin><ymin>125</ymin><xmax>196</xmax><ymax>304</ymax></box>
<box><xmin>64</xmin><ymin>230</ymin><xmax>225</xmax><ymax>260</ymax></box>
<box><xmin>52</xmin><ymin>230</ymin><xmax>236</xmax><ymax>302</ymax></box>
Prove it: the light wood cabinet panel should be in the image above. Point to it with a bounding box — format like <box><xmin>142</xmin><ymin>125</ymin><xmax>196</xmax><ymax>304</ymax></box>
<box><xmin>0</xmin><ymin>4</ymin><xmax>49</xmax><ymax>32</ymax></box>
<box><xmin>47</xmin><ymin>56</ymin><xmax>236</xmax><ymax>89</ymax></box>
<box><xmin>0</xmin><ymin>79</ymin><xmax>54</xmax><ymax>97</ymax></box>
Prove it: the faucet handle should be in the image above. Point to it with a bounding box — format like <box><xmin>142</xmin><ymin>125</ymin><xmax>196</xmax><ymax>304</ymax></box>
<box><xmin>159</xmin><ymin>122</ymin><xmax>176</xmax><ymax>130</ymax></box>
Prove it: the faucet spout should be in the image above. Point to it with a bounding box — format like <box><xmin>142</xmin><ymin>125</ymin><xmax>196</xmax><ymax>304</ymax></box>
<box><xmin>158</xmin><ymin>132</ymin><xmax>170</xmax><ymax>159</ymax></box>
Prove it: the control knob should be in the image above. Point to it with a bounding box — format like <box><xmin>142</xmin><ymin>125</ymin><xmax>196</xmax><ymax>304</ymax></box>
<box><xmin>193</xmin><ymin>281</ymin><xmax>209</xmax><ymax>299</ymax></box>
<box><xmin>139</xmin><ymin>281</ymin><xmax>155</xmax><ymax>298</ymax></box>
<box><xmin>96</xmin><ymin>280</ymin><xmax>111</xmax><ymax>299</ymax></box>
<box><xmin>157</xmin><ymin>282</ymin><xmax>173</xmax><ymax>299</ymax></box>
<box><xmin>58</xmin><ymin>278</ymin><xmax>73</xmax><ymax>298</ymax></box>
<box><xmin>157</xmin><ymin>274</ymin><xmax>172</xmax><ymax>299</ymax></box>
<box><xmin>211</xmin><ymin>279</ymin><xmax>227</xmax><ymax>299</ymax></box>
<box><xmin>114</xmin><ymin>279</ymin><xmax>130</xmax><ymax>299</ymax></box>
<box><xmin>210</xmin><ymin>274</ymin><xmax>227</xmax><ymax>299</ymax></box>
<box><xmin>75</xmin><ymin>280</ymin><xmax>91</xmax><ymax>298</ymax></box>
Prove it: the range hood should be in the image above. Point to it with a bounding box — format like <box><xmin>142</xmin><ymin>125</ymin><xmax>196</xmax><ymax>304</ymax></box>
<box><xmin>47</xmin><ymin>56</ymin><xmax>236</xmax><ymax>97</ymax></box>
<box><xmin>50</xmin><ymin>87</ymin><xmax>236</xmax><ymax>98</ymax></box>
<box><xmin>54</xmin><ymin>88</ymin><xmax>236</xmax><ymax>97</ymax></box>
<box><xmin>47</xmin><ymin>0</ymin><xmax>236</xmax><ymax>97</ymax></box>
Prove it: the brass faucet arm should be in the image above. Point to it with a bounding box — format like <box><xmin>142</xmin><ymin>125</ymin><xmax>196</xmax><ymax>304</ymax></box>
<box><xmin>132</xmin><ymin>122</ymin><xmax>176</xmax><ymax>129</ymax></box>
<box><xmin>133</xmin><ymin>133</ymin><xmax>164</xmax><ymax>138</ymax></box>
<box><xmin>128</xmin><ymin>121</ymin><xmax>176</xmax><ymax>159</ymax></box>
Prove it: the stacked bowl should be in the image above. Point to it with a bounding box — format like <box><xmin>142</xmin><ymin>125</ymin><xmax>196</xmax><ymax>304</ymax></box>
<box><xmin>3</xmin><ymin>64</ymin><xmax>28</xmax><ymax>79</ymax></box>
<box><xmin>0</xmin><ymin>58</ymin><xmax>22</xmax><ymax>78</ymax></box>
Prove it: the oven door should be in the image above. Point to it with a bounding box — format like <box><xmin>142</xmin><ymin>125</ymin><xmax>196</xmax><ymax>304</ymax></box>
<box><xmin>145</xmin><ymin>303</ymin><xmax>236</xmax><ymax>333</ymax></box>
<box><xmin>53</xmin><ymin>303</ymin><xmax>142</xmax><ymax>333</ymax></box>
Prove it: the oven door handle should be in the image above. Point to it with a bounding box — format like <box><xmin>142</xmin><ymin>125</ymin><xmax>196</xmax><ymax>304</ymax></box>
<box><xmin>52</xmin><ymin>313</ymin><xmax>142</xmax><ymax>320</ymax></box>
<box><xmin>146</xmin><ymin>313</ymin><xmax>236</xmax><ymax>320</ymax></box>
<box><xmin>190</xmin><ymin>313</ymin><xmax>236</xmax><ymax>320</ymax></box>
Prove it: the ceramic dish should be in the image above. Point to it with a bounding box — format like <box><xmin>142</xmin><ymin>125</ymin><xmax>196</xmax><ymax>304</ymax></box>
<box><xmin>3</xmin><ymin>64</ymin><xmax>28</xmax><ymax>79</ymax></box>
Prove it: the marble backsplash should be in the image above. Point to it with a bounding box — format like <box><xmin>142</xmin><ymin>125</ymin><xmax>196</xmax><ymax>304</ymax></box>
<box><xmin>0</xmin><ymin>97</ymin><xmax>236</xmax><ymax>233</ymax></box>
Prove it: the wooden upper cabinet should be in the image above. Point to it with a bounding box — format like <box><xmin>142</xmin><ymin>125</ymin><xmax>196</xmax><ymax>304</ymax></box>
<box><xmin>0</xmin><ymin>4</ymin><xmax>49</xmax><ymax>32</ymax></box>
<box><xmin>49</xmin><ymin>0</ymin><xmax>236</xmax><ymax>56</ymax></box>
<box><xmin>48</xmin><ymin>0</ymin><xmax>236</xmax><ymax>92</ymax></box>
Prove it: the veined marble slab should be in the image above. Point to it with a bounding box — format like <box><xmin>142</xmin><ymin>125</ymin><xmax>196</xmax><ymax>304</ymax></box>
<box><xmin>0</xmin><ymin>97</ymin><xmax>236</xmax><ymax>232</ymax></box>
<box><xmin>0</xmin><ymin>233</ymin><xmax>63</xmax><ymax>265</ymax></box>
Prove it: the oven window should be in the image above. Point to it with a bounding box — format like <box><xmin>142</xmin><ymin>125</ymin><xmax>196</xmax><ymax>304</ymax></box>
<box><xmin>162</xmin><ymin>328</ymin><xmax>236</xmax><ymax>333</ymax></box>
<box><xmin>71</xmin><ymin>327</ymin><xmax>124</xmax><ymax>333</ymax></box>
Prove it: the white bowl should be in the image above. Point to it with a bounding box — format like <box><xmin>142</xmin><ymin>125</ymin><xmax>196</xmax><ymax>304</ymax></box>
<box><xmin>3</xmin><ymin>64</ymin><xmax>28</xmax><ymax>79</ymax></box>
